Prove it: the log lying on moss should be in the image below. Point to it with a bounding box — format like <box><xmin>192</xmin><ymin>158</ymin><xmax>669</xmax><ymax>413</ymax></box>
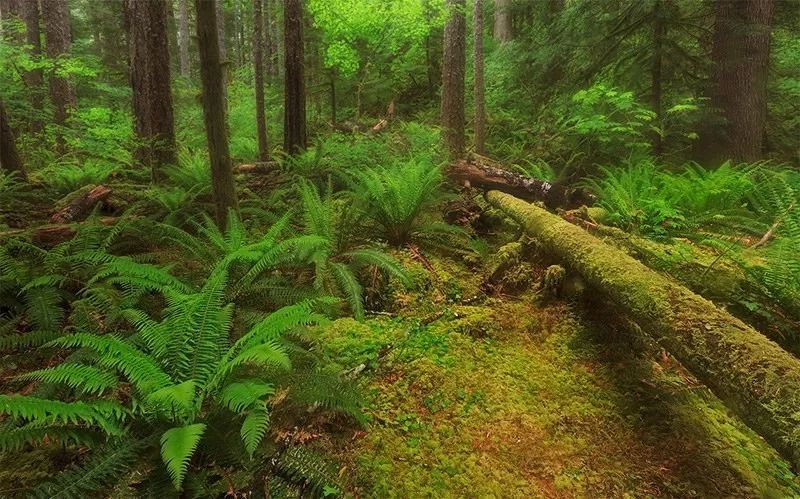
<box><xmin>487</xmin><ymin>190</ymin><xmax>800</xmax><ymax>467</ymax></box>
<box><xmin>50</xmin><ymin>184</ymin><xmax>112</xmax><ymax>223</ymax></box>
<box><xmin>447</xmin><ymin>154</ymin><xmax>595</xmax><ymax>208</ymax></box>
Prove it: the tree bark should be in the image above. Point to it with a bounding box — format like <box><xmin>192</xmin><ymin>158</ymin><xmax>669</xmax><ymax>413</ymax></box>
<box><xmin>0</xmin><ymin>99</ymin><xmax>25</xmax><ymax>177</ymax></box>
<box><xmin>283</xmin><ymin>0</ymin><xmax>306</xmax><ymax>155</ymax></box>
<box><xmin>41</xmin><ymin>0</ymin><xmax>77</xmax><ymax>133</ymax></box>
<box><xmin>253</xmin><ymin>0</ymin><xmax>269</xmax><ymax>161</ymax></box>
<box><xmin>215</xmin><ymin>0</ymin><xmax>229</xmax><ymax>122</ymax></box>
<box><xmin>178</xmin><ymin>0</ymin><xmax>191</xmax><ymax>77</ymax></box>
<box><xmin>264</xmin><ymin>0</ymin><xmax>274</xmax><ymax>79</ymax></box>
<box><xmin>651</xmin><ymin>0</ymin><xmax>664</xmax><ymax>156</ymax></box>
<box><xmin>19</xmin><ymin>0</ymin><xmax>44</xmax><ymax>133</ymax></box>
<box><xmin>126</xmin><ymin>0</ymin><xmax>177</xmax><ymax>180</ymax></box>
<box><xmin>487</xmin><ymin>190</ymin><xmax>800</xmax><ymax>469</ymax></box>
<box><xmin>473</xmin><ymin>0</ymin><xmax>486</xmax><ymax>155</ymax></box>
<box><xmin>441</xmin><ymin>0</ymin><xmax>466</xmax><ymax>160</ymax></box>
<box><xmin>196</xmin><ymin>0</ymin><xmax>239</xmax><ymax>228</ymax></box>
<box><xmin>493</xmin><ymin>0</ymin><xmax>512</xmax><ymax>42</ymax></box>
<box><xmin>710</xmin><ymin>0</ymin><xmax>775</xmax><ymax>162</ymax></box>
<box><xmin>50</xmin><ymin>184</ymin><xmax>112</xmax><ymax>224</ymax></box>
<box><xmin>267</xmin><ymin>0</ymin><xmax>279</xmax><ymax>78</ymax></box>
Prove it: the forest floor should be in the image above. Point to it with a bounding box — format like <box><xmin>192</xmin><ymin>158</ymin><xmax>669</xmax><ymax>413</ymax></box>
<box><xmin>314</xmin><ymin>251</ymin><xmax>799</xmax><ymax>498</ymax></box>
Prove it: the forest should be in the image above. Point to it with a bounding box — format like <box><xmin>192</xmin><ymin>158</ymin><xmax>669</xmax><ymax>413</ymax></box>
<box><xmin>0</xmin><ymin>0</ymin><xmax>799</xmax><ymax>496</ymax></box>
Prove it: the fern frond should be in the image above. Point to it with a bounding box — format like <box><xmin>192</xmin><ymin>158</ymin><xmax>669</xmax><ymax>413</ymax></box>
<box><xmin>331</xmin><ymin>262</ymin><xmax>364</xmax><ymax>319</ymax></box>
<box><xmin>160</xmin><ymin>423</ymin><xmax>206</xmax><ymax>491</ymax></box>
<box><xmin>15</xmin><ymin>364</ymin><xmax>117</xmax><ymax>395</ymax></box>
<box><xmin>240</xmin><ymin>402</ymin><xmax>270</xmax><ymax>458</ymax></box>
<box><xmin>219</xmin><ymin>380</ymin><xmax>275</xmax><ymax>414</ymax></box>
<box><xmin>0</xmin><ymin>395</ymin><xmax>128</xmax><ymax>435</ymax></box>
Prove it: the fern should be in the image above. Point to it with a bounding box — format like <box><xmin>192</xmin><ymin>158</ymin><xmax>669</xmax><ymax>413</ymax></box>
<box><xmin>240</xmin><ymin>402</ymin><xmax>271</xmax><ymax>458</ymax></box>
<box><xmin>15</xmin><ymin>364</ymin><xmax>118</xmax><ymax>395</ymax></box>
<box><xmin>160</xmin><ymin>423</ymin><xmax>207</xmax><ymax>491</ymax></box>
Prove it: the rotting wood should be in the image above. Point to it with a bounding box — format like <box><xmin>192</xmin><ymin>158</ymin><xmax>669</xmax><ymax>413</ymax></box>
<box><xmin>50</xmin><ymin>184</ymin><xmax>112</xmax><ymax>224</ymax></box>
<box><xmin>487</xmin><ymin>190</ymin><xmax>800</xmax><ymax>468</ymax></box>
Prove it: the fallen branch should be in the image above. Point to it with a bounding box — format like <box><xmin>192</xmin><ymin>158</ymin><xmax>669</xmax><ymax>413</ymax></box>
<box><xmin>447</xmin><ymin>154</ymin><xmax>594</xmax><ymax>208</ymax></box>
<box><xmin>50</xmin><ymin>185</ymin><xmax>112</xmax><ymax>224</ymax></box>
<box><xmin>487</xmin><ymin>190</ymin><xmax>800</xmax><ymax>467</ymax></box>
<box><xmin>234</xmin><ymin>161</ymin><xmax>279</xmax><ymax>174</ymax></box>
<box><xmin>1</xmin><ymin>217</ymin><xmax>118</xmax><ymax>247</ymax></box>
<box><xmin>751</xmin><ymin>202</ymin><xmax>795</xmax><ymax>249</ymax></box>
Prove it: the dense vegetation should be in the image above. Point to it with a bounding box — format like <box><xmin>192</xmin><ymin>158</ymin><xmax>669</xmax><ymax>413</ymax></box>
<box><xmin>0</xmin><ymin>0</ymin><xmax>799</xmax><ymax>496</ymax></box>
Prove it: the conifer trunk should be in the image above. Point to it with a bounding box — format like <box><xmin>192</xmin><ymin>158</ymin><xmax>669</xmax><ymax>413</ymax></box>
<box><xmin>493</xmin><ymin>0</ymin><xmax>512</xmax><ymax>42</ymax></box>
<box><xmin>651</xmin><ymin>0</ymin><xmax>664</xmax><ymax>156</ymax></box>
<box><xmin>0</xmin><ymin>99</ymin><xmax>25</xmax><ymax>177</ymax></box>
<box><xmin>253</xmin><ymin>0</ymin><xmax>269</xmax><ymax>161</ymax></box>
<box><xmin>178</xmin><ymin>0</ymin><xmax>191</xmax><ymax>77</ymax></box>
<box><xmin>196</xmin><ymin>0</ymin><xmax>239</xmax><ymax>227</ymax></box>
<box><xmin>20</xmin><ymin>0</ymin><xmax>44</xmax><ymax>133</ymax></box>
<box><xmin>441</xmin><ymin>0</ymin><xmax>466</xmax><ymax>160</ymax></box>
<box><xmin>473</xmin><ymin>0</ymin><xmax>486</xmax><ymax>155</ymax></box>
<box><xmin>710</xmin><ymin>0</ymin><xmax>774</xmax><ymax>162</ymax></box>
<box><xmin>41</xmin><ymin>0</ymin><xmax>77</xmax><ymax>133</ymax></box>
<box><xmin>126</xmin><ymin>0</ymin><xmax>177</xmax><ymax>179</ymax></box>
<box><xmin>283</xmin><ymin>0</ymin><xmax>306</xmax><ymax>155</ymax></box>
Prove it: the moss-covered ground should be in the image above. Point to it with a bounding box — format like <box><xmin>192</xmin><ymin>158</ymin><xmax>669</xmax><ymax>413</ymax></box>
<box><xmin>314</xmin><ymin>253</ymin><xmax>800</xmax><ymax>498</ymax></box>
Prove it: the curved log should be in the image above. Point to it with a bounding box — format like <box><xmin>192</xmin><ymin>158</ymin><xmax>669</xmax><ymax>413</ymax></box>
<box><xmin>487</xmin><ymin>190</ymin><xmax>800</xmax><ymax>467</ymax></box>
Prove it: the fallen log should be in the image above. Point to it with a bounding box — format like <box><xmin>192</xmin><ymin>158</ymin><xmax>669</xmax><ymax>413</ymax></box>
<box><xmin>50</xmin><ymin>184</ymin><xmax>112</xmax><ymax>224</ymax></box>
<box><xmin>234</xmin><ymin>161</ymin><xmax>279</xmax><ymax>174</ymax></box>
<box><xmin>0</xmin><ymin>217</ymin><xmax>118</xmax><ymax>247</ymax></box>
<box><xmin>447</xmin><ymin>155</ymin><xmax>594</xmax><ymax>208</ymax></box>
<box><xmin>487</xmin><ymin>190</ymin><xmax>800</xmax><ymax>467</ymax></box>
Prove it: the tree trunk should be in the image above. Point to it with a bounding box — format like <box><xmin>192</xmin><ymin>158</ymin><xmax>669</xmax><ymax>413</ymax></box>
<box><xmin>651</xmin><ymin>0</ymin><xmax>664</xmax><ymax>156</ymax></box>
<box><xmin>710</xmin><ymin>0</ymin><xmax>774</xmax><ymax>162</ymax></box>
<box><xmin>196</xmin><ymin>0</ymin><xmax>239</xmax><ymax>228</ymax></box>
<box><xmin>283</xmin><ymin>0</ymin><xmax>306</xmax><ymax>155</ymax></box>
<box><xmin>441</xmin><ymin>0</ymin><xmax>466</xmax><ymax>160</ymax></box>
<box><xmin>493</xmin><ymin>0</ymin><xmax>512</xmax><ymax>42</ymax></box>
<box><xmin>20</xmin><ymin>0</ymin><xmax>44</xmax><ymax>133</ymax></box>
<box><xmin>126</xmin><ymin>0</ymin><xmax>177</xmax><ymax>180</ymax></box>
<box><xmin>178</xmin><ymin>0</ymin><xmax>191</xmax><ymax>77</ymax></box>
<box><xmin>253</xmin><ymin>0</ymin><xmax>269</xmax><ymax>161</ymax></box>
<box><xmin>41</xmin><ymin>0</ymin><xmax>77</xmax><ymax>134</ymax></box>
<box><xmin>487</xmin><ymin>190</ymin><xmax>800</xmax><ymax>469</ymax></box>
<box><xmin>329</xmin><ymin>72</ymin><xmax>337</xmax><ymax>125</ymax></box>
<box><xmin>0</xmin><ymin>99</ymin><xmax>25</xmax><ymax>177</ymax></box>
<box><xmin>215</xmin><ymin>0</ymin><xmax>228</xmax><ymax>121</ymax></box>
<box><xmin>473</xmin><ymin>0</ymin><xmax>486</xmax><ymax>155</ymax></box>
<box><xmin>264</xmin><ymin>0</ymin><xmax>273</xmax><ymax>80</ymax></box>
<box><xmin>267</xmin><ymin>0</ymin><xmax>279</xmax><ymax>77</ymax></box>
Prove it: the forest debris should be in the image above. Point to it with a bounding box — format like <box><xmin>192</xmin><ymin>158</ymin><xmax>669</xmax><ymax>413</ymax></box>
<box><xmin>50</xmin><ymin>184</ymin><xmax>112</xmax><ymax>224</ymax></box>
<box><xmin>446</xmin><ymin>154</ymin><xmax>595</xmax><ymax>208</ymax></box>
<box><xmin>487</xmin><ymin>190</ymin><xmax>800</xmax><ymax>467</ymax></box>
<box><xmin>751</xmin><ymin>202</ymin><xmax>795</xmax><ymax>249</ymax></box>
<box><xmin>234</xmin><ymin>161</ymin><xmax>279</xmax><ymax>174</ymax></box>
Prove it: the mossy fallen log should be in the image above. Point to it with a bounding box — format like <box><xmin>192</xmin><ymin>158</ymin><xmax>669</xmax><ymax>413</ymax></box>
<box><xmin>487</xmin><ymin>190</ymin><xmax>800</xmax><ymax>467</ymax></box>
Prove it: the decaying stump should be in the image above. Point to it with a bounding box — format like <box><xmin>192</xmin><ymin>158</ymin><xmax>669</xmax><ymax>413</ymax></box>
<box><xmin>50</xmin><ymin>184</ymin><xmax>112</xmax><ymax>224</ymax></box>
<box><xmin>487</xmin><ymin>190</ymin><xmax>800</xmax><ymax>467</ymax></box>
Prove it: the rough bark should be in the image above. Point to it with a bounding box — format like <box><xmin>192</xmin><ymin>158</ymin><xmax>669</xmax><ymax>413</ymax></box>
<box><xmin>264</xmin><ymin>0</ymin><xmax>274</xmax><ymax>78</ymax></box>
<box><xmin>215</xmin><ymin>0</ymin><xmax>229</xmax><ymax>122</ymax></box>
<box><xmin>41</xmin><ymin>0</ymin><xmax>77</xmax><ymax>132</ymax></box>
<box><xmin>19</xmin><ymin>0</ymin><xmax>44</xmax><ymax>133</ymax></box>
<box><xmin>710</xmin><ymin>0</ymin><xmax>775</xmax><ymax>162</ymax></box>
<box><xmin>126</xmin><ymin>0</ymin><xmax>177</xmax><ymax>179</ymax></box>
<box><xmin>0</xmin><ymin>99</ymin><xmax>25</xmax><ymax>177</ymax></box>
<box><xmin>267</xmin><ymin>0</ymin><xmax>279</xmax><ymax>77</ymax></box>
<box><xmin>488</xmin><ymin>190</ymin><xmax>800</xmax><ymax>468</ymax></box>
<box><xmin>178</xmin><ymin>0</ymin><xmax>191</xmax><ymax>77</ymax></box>
<box><xmin>196</xmin><ymin>0</ymin><xmax>239</xmax><ymax>228</ymax></box>
<box><xmin>448</xmin><ymin>155</ymin><xmax>594</xmax><ymax>208</ymax></box>
<box><xmin>253</xmin><ymin>0</ymin><xmax>269</xmax><ymax>161</ymax></box>
<box><xmin>50</xmin><ymin>184</ymin><xmax>112</xmax><ymax>224</ymax></box>
<box><xmin>493</xmin><ymin>0</ymin><xmax>512</xmax><ymax>42</ymax></box>
<box><xmin>651</xmin><ymin>0</ymin><xmax>664</xmax><ymax>156</ymax></box>
<box><xmin>473</xmin><ymin>0</ymin><xmax>486</xmax><ymax>155</ymax></box>
<box><xmin>441</xmin><ymin>0</ymin><xmax>466</xmax><ymax>160</ymax></box>
<box><xmin>283</xmin><ymin>0</ymin><xmax>306</xmax><ymax>155</ymax></box>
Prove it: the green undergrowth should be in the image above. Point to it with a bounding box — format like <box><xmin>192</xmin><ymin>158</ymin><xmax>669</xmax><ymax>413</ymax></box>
<box><xmin>316</xmin><ymin>255</ymin><xmax>800</xmax><ymax>497</ymax></box>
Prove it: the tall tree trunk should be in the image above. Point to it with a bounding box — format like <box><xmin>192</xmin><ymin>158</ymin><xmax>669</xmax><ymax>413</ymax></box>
<box><xmin>20</xmin><ymin>0</ymin><xmax>44</xmax><ymax>133</ymax></box>
<box><xmin>651</xmin><ymin>0</ymin><xmax>664</xmax><ymax>156</ymax></box>
<box><xmin>283</xmin><ymin>0</ymin><xmax>306</xmax><ymax>155</ymax></box>
<box><xmin>711</xmin><ymin>0</ymin><xmax>775</xmax><ymax>162</ymax></box>
<box><xmin>178</xmin><ymin>0</ymin><xmax>191</xmax><ymax>77</ymax></box>
<box><xmin>41</xmin><ymin>0</ymin><xmax>77</xmax><ymax>134</ymax></box>
<box><xmin>196</xmin><ymin>0</ymin><xmax>239</xmax><ymax>228</ymax></box>
<box><xmin>126</xmin><ymin>0</ymin><xmax>177</xmax><ymax>179</ymax></box>
<box><xmin>253</xmin><ymin>0</ymin><xmax>269</xmax><ymax>161</ymax></box>
<box><xmin>441</xmin><ymin>0</ymin><xmax>466</xmax><ymax>160</ymax></box>
<box><xmin>264</xmin><ymin>0</ymin><xmax>274</xmax><ymax>79</ymax></box>
<box><xmin>493</xmin><ymin>0</ymin><xmax>512</xmax><ymax>42</ymax></box>
<box><xmin>268</xmin><ymin>0</ymin><xmax>280</xmax><ymax>77</ymax></box>
<box><xmin>215</xmin><ymin>0</ymin><xmax>228</xmax><ymax>120</ymax></box>
<box><xmin>0</xmin><ymin>99</ymin><xmax>25</xmax><ymax>177</ymax></box>
<box><xmin>473</xmin><ymin>0</ymin><xmax>486</xmax><ymax>155</ymax></box>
